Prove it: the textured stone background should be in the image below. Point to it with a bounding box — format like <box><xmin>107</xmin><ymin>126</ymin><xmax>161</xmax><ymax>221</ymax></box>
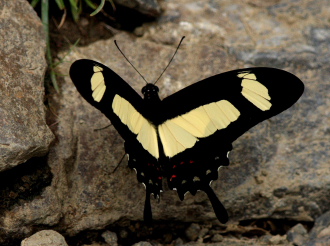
<box><xmin>0</xmin><ymin>0</ymin><xmax>330</xmax><ymax>245</ymax></box>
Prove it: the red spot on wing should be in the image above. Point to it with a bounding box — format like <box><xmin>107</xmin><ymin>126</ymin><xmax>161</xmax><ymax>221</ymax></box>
<box><xmin>170</xmin><ymin>175</ymin><xmax>177</xmax><ymax>182</ymax></box>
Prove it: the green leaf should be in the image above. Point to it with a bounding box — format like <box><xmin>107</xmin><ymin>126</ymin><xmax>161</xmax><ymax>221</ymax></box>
<box><xmin>84</xmin><ymin>0</ymin><xmax>97</xmax><ymax>10</ymax></box>
<box><xmin>41</xmin><ymin>0</ymin><xmax>60</xmax><ymax>92</ymax></box>
<box><xmin>89</xmin><ymin>0</ymin><xmax>105</xmax><ymax>16</ymax></box>
<box><xmin>30</xmin><ymin>0</ymin><xmax>41</xmax><ymax>7</ymax></box>
<box><xmin>69</xmin><ymin>0</ymin><xmax>80</xmax><ymax>22</ymax></box>
<box><xmin>55</xmin><ymin>0</ymin><xmax>65</xmax><ymax>10</ymax></box>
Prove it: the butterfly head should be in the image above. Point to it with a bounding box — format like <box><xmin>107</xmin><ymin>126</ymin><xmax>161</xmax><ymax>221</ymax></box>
<box><xmin>142</xmin><ymin>84</ymin><xmax>160</xmax><ymax>101</ymax></box>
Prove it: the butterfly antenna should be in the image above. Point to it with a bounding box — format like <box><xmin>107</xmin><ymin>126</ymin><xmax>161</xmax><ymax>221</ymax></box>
<box><xmin>114</xmin><ymin>40</ymin><xmax>149</xmax><ymax>85</ymax></box>
<box><xmin>111</xmin><ymin>152</ymin><xmax>126</xmax><ymax>174</ymax></box>
<box><xmin>154</xmin><ymin>36</ymin><xmax>185</xmax><ymax>85</ymax></box>
<box><xmin>93</xmin><ymin>124</ymin><xmax>112</xmax><ymax>131</ymax></box>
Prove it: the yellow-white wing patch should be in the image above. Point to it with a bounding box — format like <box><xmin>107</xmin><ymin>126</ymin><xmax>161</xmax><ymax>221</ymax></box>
<box><xmin>112</xmin><ymin>94</ymin><xmax>159</xmax><ymax>159</ymax></box>
<box><xmin>238</xmin><ymin>71</ymin><xmax>271</xmax><ymax>111</ymax></box>
<box><xmin>91</xmin><ymin>66</ymin><xmax>106</xmax><ymax>102</ymax></box>
<box><xmin>159</xmin><ymin>100</ymin><xmax>240</xmax><ymax>158</ymax></box>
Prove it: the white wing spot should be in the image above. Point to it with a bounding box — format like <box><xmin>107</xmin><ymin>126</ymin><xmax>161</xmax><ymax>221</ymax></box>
<box><xmin>91</xmin><ymin>66</ymin><xmax>106</xmax><ymax>102</ymax></box>
<box><xmin>238</xmin><ymin>71</ymin><xmax>272</xmax><ymax>111</ymax></box>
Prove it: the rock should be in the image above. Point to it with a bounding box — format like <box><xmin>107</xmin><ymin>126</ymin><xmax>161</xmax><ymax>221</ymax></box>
<box><xmin>82</xmin><ymin>244</ymin><xmax>107</xmax><ymax>246</ymax></box>
<box><xmin>268</xmin><ymin>235</ymin><xmax>288</xmax><ymax>245</ymax></box>
<box><xmin>114</xmin><ymin>0</ymin><xmax>161</xmax><ymax>17</ymax></box>
<box><xmin>21</xmin><ymin>230</ymin><xmax>68</xmax><ymax>246</ymax></box>
<box><xmin>185</xmin><ymin>223</ymin><xmax>201</xmax><ymax>241</ymax></box>
<box><xmin>256</xmin><ymin>234</ymin><xmax>292</xmax><ymax>245</ymax></box>
<box><xmin>0</xmin><ymin>0</ymin><xmax>57</xmax><ymax>244</ymax></box>
<box><xmin>0</xmin><ymin>0</ymin><xmax>54</xmax><ymax>172</ymax></box>
<box><xmin>2</xmin><ymin>0</ymin><xmax>330</xmax><ymax>244</ymax></box>
<box><xmin>211</xmin><ymin>234</ymin><xmax>223</xmax><ymax>242</ymax></box>
<box><xmin>303</xmin><ymin>211</ymin><xmax>330</xmax><ymax>246</ymax></box>
<box><xmin>52</xmin><ymin>0</ymin><xmax>330</xmax><ymax>233</ymax></box>
<box><xmin>132</xmin><ymin>241</ymin><xmax>153</xmax><ymax>246</ymax></box>
<box><xmin>287</xmin><ymin>223</ymin><xmax>308</xmax><ymax>245</ymax></box>
<box><xmin>82</xmin><ymin>244</ymin><xmax>105</xmax><ymax>246</ymax></box>
<box><xmin>101</xmin><ymin>230</ymin><xmax>118</xmax><ymax>245</ymax></box>
<box><xmin>173</xmin><ymin>237</ymin><xmax>184</xmax><ymax>245</ymax></box>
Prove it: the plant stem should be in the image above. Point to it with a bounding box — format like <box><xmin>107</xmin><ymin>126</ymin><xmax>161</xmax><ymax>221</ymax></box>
<box><xmin>42</xmin><ymin>0</ymin><xmax>60</xmax><ymax>92</ymax></box>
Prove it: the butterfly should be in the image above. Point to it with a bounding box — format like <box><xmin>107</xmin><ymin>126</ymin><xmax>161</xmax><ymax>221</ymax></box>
<box><xmin>69</xmin><ymin>43</ymin><xmax>304</xmax><ymax>224</ymax></box>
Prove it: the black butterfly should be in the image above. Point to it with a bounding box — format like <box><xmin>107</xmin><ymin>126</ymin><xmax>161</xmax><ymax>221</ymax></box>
<box><xmin>70</xmin><ymin>52</ymin><xmax>304</xmax><ymax>224</ymax></box>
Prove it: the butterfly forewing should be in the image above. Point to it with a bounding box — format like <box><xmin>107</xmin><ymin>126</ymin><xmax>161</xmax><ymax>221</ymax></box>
<box><xmin>70</xmin><ymin>59</ymin><xmax>162</xmax><ymax>198</ymax></box>
<box><xmin>160</xmin><ymin>67</ymin><xmax>304</xmax><ymax>145</ymax></box>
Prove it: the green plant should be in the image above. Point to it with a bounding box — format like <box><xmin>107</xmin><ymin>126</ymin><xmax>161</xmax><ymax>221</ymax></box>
<box><xmin>30</xmin><ymin>0</ymin><xmax>112</xmax><ymax>92</ymax></box>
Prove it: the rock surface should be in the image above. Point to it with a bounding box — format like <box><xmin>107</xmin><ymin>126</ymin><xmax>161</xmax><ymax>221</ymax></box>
<box><xmin>1</xmin><ymin>0</ymin><xmax>330</xmax><ymax>245</ymax></box>
<box><xmin>114</xmin><ymin>0</ymin><xmax>161</xmax><ymax>17</ymax></box>
<box><xmin>53</xmin><ymin>0</ymin><xmax>330</xmax><ymax>232</ymax></box>
<box><xmin>21</xmin><ymin>230</ymin><xmax>68</xmax><ymax>246</ymax></box>
<box><xmin>303</xmin><ymin>211</ymin><xmax>330</xmax><ymax>246</ymax></box>
<box><xmin>0</xmin><ymin>0</ymin><xmax>55</xmax><ymax>244</ymax></box>
<box><xmin>287</xmin><ymin>223</ymin><xmax>308</xmax><ymax>245</ymax></box>
<box><xmin>0</xmin><ymin>0</ymin><xmax>54</xmax><ymax>172</ymax></box>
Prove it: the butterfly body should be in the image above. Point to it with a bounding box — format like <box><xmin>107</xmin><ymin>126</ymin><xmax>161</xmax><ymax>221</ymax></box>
<box><xmin>70</xmin><ymin>58</ymin><xmax>304</xmax><ymax>224</ymax></box>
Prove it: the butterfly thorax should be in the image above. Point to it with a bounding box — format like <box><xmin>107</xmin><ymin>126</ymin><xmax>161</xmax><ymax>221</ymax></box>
<box><xmin>142</xmin><ymin>84</ymin><xmax>160</xmax><ymax>102</ymax></box>
<box><xmin>141</xmin><ymin>83</ymin><xmax>163</xmax><ymax>124</ymax></box>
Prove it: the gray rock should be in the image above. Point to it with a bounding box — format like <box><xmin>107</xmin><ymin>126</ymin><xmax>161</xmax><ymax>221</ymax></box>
<box><xmin>132</xmin><ymin>241</ymin><xmax>153</xmax><ymax>246</ymax></box>
<box><xmin>52</xmin><ymin>0</ymin><xmax>330</xmax><ymax>233</ymax></box>
<box><xmin>0</xmin><ymin>0</ymin><xmax>57</xmax><ymax>244</ymax></box>
<box><xmin>81</xmin><ymin>244</ymin><xmax>106</xmax><ymax>246</ymax></box>
<box><xmin>21</xmin><ymin>230</ymin><xmax>68</xmax><ymax>246</ymax></box>
<box><xmin>2</xmin><ymin>0</ymin><xmax>330</xmax><ymax>244</ymax></box>
<box><xmin>303</xmin><ymin>211</ymin><xmax>330</xmax><ymax>246</ymax></box>
<box><xmin>82</xmin><ymin>244</ymin><xmax>107</xmax><ymax>246</ymax></box>
<box><xmin>101</xmin><ymin>230</ymin><xmax>118</xmax><ymax>245</ymax></box>
<box><xmin>0</xmin><ymin>0</ymin><xmax>54</xmax><ymax>172</ymax></box>
<box><xmin>211</xmin><ymin>234</ymin><xmax>223</xmax><ymax>242</ymax></box>
<box><xmin>185</xmin><ymin>223</ymin><xmax>201</xmax><ymax>241</ymax></box>
<box><xmin>287</xmin><ymin>223</ymin><xmax>308</xmax><ymax>245</ymax></box>
<box><xmin>114</xmin><ymin>0</ymin><xmax>161</xmax><ymax>17</ymax></box>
